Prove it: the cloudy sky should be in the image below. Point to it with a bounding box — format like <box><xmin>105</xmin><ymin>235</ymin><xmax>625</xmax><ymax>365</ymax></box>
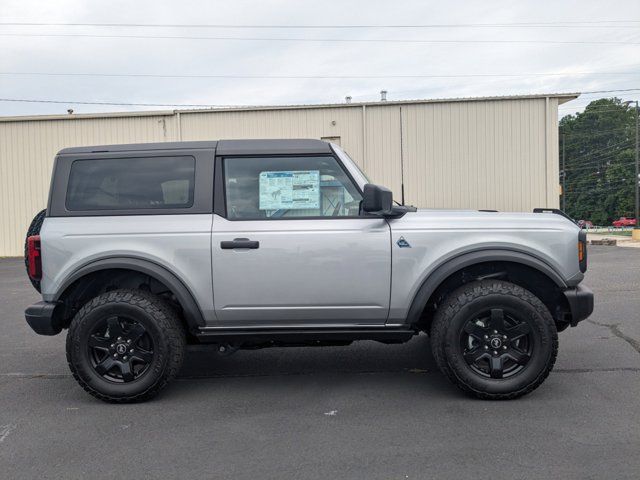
<box><xmin>1</xmin><ymin>0</ymin><xmax>639</xmax><ymax>117</ymax></box>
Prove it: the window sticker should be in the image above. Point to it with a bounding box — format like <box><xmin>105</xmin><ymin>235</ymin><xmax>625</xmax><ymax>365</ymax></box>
<box><xmin>259</xmin><ymin>170</ymin><xmax>320</xmax><ymax>210</ymax></box>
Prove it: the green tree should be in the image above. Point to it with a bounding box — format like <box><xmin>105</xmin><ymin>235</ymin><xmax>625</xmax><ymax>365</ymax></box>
<box><xmin>560</xmin><ymin>98</ymin><xmax>636</xmax><ymax>224</ymax></box>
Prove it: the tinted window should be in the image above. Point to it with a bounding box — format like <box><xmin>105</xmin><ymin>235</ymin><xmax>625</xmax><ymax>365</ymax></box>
<box><xmin>66</xmin><ymin>156</ymin><xmax>195</xmax><ymax>211</ymax></box>
<box><xmin>224</xmin><ymin>156</ymin><xmax>363</xmax><ymax>220</ymax></box>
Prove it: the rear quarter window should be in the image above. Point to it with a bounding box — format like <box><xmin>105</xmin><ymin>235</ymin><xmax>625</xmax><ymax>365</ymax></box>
<box><xmin>66</xmin><ymin>156</ymin><xmax>195</xmax><ymax>211</ymax></box>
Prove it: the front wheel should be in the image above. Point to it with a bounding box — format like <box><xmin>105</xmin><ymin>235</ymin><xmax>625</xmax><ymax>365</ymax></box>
<box><xmin>66</xmin><ymin>289</ymin><xmax>185</xmax><ymax>403</ymax></box>
<box><xmin>430</xmin><ymin>280</ymin><xmax>558</xmax><ymax>399</ymax></box>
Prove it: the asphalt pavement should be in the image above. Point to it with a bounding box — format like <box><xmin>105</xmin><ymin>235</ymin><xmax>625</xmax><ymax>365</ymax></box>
<box><xmin>1</xmin><ymin>246</ymin><xmax>639</xmax><ymax>479</ymax></box>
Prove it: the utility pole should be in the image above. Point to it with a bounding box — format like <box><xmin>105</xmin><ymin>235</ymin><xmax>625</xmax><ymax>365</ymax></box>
<box><xmin>562</xmin><ymin>133</ymin><xmax>566</xmax><ymax>211</ymax></box>
<box><xmin>635</xmin><ymin>100</ymin><xmax>639</xmax><ymax>228</ymax></box>
<box><xmin>623</xmin><ymin>100</ymin><xmax>639</xmax><ymax>235</ymax></box>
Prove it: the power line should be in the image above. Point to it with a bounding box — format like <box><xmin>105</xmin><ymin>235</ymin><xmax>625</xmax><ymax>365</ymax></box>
<box><xmin>1</xmin><ymin>21</ymin><xmax>639</xmax><ymax>29</ymax></box>
<box><xmin>567</xmin><ymin>182</ymin><xmax>636</xmax><ymax>193</ymax></box>
<box><xmin>564</xmin><ymin>156</ymin><xmax>635</xmax><ymax>172</ymax></box>
<box><xmin>559</xmin><ymin>91</ymin><xmax>640</xmax><ymax>111</ymax></box>
<box><xmin>565</xmin><ymin>160</ymin><xmax>630</xmax><ymax>174</ymax></box>
<box><xmin>579</xmin><ymin>88</ymin><xmax>640</xmax><ymax>94</ymax></box>
<box><xmin>1</xmin><ymin>71</ymin><xmax>639</xmax><ymax>80</ymax></box>
<box><xmin>562</xmin><ymin>127</ymin><xmax>634</xmax><ymax>138</ymax></box>
<box><xmin>565</xmin><ymin>154</ymin><xmax>634</xmax><ymax>170</ymax></box>
<box><xmin>566</xmin><ymin>176</ymin><xmax>637</xmax><ymax>186</ymax></box>
<box><xmin>566</xmin><ymin>154</ymin><xmax>636</xmax><ymax>168</ymax></box>
<box><xmin>2</xmin><ymin>32</ymin><xmax>639</xmax><ymax>45</ymax></box>
<box><xmin>560</xmin><ymin>103</ymin><xmax>639</xmax><ymax>109</ymax></box>
<box><xmin>566</xmin><ymin>139</ymin><xmax>633</xmax><ymax>160</ymax></box>
<box><xmin>378</xmin><ymin>87</ymin><xmax>638</xmax><ymax>103</ymax></box>
<box><xmin>565</xmin><ymin>152</ymin><xmax>634</xmax><ymax>167</ymax></box>
<box><xmin>560</xmin><ymin>108</ymin><xmax>632</xmax><ymax>114</ymax></box>
<box><xmin>568</xmin><ymin>179</ymin><xmax>636</xmax><ymax>188</ymax></box>
<box><xmin>2</xmin><ymin>97</ymin><xmax>636</xmax><ymax>111</ymax></box>
<box><xmin>567</xmin><ymin>188</ymin><xmax>634</xmax><ymax>196</ymax></box>
<box><xmin>560</xmin><ymin>102</ymin><xmax>639</xmax><ymax>108</ymax></box>
<box><xmin>562</xmin><ymin>100</ymin><xmax>636</xmax><ymax>108</ymax></box>
<box><xmin>0</xmin><ymin>98</ymin><xmax>238</xmax><ymax>108</ymax></box>
<box><xmin>561</xmin><ymin>143</ymin><xmax>634</xmax><ymax>170</ymax></box>
<box><xmin>1</xmin><ymin>95</ymin><xmax>638</xmax><ymax>111</ymax></box>
<box><xmin>560</xmin><ymin>107</ymin><xmax>638</xmax><ymax>114</ymax></box>
<box><xmin>565</xmin><ymin>160</ymin><xmax>636</xmax><ymax>173</ymax></box>
<box><xmin>428</xmin><ymin>88</ymin><xmax>639</xmax><ymax>97</ymax></box>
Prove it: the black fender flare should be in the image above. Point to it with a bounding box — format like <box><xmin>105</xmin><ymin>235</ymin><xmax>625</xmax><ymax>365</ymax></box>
<box><xmin>54</xmin><ymin>257</ymin><xmax>206</xmax><ymax>330</ymax></box>
<box><xmin>405</xmin><ymin>249</ymin><xmax>567</xmax><ymax>325</ymax></box>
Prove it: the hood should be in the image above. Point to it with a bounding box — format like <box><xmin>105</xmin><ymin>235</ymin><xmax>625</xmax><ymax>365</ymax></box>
<box><xmin>392</xmin><ymin>208</ymin><xmax>580</xmax><ymax>232</ymax></box>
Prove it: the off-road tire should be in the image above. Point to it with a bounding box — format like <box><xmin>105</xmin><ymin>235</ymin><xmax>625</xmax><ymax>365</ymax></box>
<box><xmin>66</xmin><ymin>289</ymin><xmax>186</xmax><ymax>403</ymax></box>
<box><xmin>24</xmin><ymin>209</ymin><xmax>46</xmax><ymax>292</ymax></box>
<box><xmin>430</xmin><ymin>280</ymin><xmax>558</xmax><ymax>400</ymax></box>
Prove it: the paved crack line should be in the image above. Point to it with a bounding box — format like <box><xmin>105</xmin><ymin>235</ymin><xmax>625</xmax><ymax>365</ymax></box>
<box><xmin>554</xmin><ymin>367</ymin><xmax>640</xmax><ymax>374</ymax></box>
<box><xmin>587</xmin><ymin>319</ymin><xmax>640</xmax><ymax>354</ymax></box>
<box><xmin>0</xmin><ymin>424</ymin><xmax>16</xmax><ymax>443</ymax></box>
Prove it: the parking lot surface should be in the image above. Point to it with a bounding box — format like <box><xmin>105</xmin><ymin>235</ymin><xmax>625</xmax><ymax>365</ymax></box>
<box><xmin>1</xmin><ymin>246</ymin><xmax>639</xmax><ymax>479</ymax></box>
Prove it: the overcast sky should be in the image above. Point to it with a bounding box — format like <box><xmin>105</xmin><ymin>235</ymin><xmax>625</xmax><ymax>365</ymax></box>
<box><xmin>1</xmin><ymin>0</ymin><xmax>639</xmax><ymax>117</ymax></box>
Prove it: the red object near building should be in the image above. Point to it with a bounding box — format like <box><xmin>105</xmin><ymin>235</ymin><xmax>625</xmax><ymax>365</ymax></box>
<box><xmin>612</xmin><ymin>217</ymin><xmax>637</xmax><ymax>227</ymax></box>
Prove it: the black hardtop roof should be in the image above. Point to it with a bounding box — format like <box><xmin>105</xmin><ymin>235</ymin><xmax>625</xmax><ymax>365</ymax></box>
<box><xmin>57</xmin><ymin>138</ymin><xmax>332</xmax><ymax>156</ymax></box>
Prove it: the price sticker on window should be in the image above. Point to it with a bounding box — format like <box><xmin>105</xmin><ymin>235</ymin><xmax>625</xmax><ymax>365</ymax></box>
<box><xmin>259</xmin><ymin>170</ymin><xmax>320</xmax><ymax>210</ymax></box>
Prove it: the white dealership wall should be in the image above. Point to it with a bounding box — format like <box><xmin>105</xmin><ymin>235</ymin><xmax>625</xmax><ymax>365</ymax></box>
<box><xmin>0</xmin><ymin>93</ymin><xmax>576</xmax><ymax>256</ymax></box>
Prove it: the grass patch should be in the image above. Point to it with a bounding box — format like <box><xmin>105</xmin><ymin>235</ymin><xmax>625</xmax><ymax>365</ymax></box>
<box><xmin>590</xmin><ymin>230</ymin><xmax>632</xmax><ymax>237</ymax></box>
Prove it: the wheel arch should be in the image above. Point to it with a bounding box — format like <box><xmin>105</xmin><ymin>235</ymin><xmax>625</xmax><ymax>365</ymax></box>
<box><xmin>406</xmin><ymin>249</ymin><xmax>570</xmax><ymax>330</ymax></box>
<box><xmin>54</xmin><ymin>257</ymin><xmax>205</xmax><ymax>332</ymax></box>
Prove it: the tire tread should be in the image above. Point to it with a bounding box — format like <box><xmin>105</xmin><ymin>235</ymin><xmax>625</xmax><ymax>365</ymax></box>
<box><xmin>430</xmin><ymin>280</ymin><xmax>558</xmax><ymax>400</ymax></box>
<box><xmin>66</xmin><ymin>289</ymin><xmax>185</xmax><ymax>403</ymax></box>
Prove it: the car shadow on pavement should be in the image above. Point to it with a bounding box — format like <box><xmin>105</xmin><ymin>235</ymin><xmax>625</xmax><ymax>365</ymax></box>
<box><xmin>178</xmin><ymin>334</ymin><xmax>437</xmax><ymax>380</ymax></box>
<box><xmin>153</xmin><ymin>334</ymin><xmax>470</xmax><ymax>402</ymax></box>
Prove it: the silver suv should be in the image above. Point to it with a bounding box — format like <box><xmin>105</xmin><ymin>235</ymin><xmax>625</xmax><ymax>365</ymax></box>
<box><xmin>24</xmin><ymin>139</ymin><xmax>593</xmax><ymax>402</ymax></box>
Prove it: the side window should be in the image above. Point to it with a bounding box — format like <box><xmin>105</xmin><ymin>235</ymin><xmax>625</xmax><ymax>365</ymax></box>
<box><xmin>66</xmin><ymin>156</ymin><xmax>195</xmax><ymax>211</ymax></box>
<box><xmin>224</xmin><ymin>156</ymin><xmax>363</xmax><ymax>220</ymax></box>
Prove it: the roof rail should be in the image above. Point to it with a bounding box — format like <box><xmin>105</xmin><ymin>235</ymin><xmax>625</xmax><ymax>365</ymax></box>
<box><xmin>533</xmin><ymin>208</ymin><xmax>576</xmax><ymax>224</ymax></box>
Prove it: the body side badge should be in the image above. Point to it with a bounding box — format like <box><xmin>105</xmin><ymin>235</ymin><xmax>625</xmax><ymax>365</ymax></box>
<box><xmin>396</xmin><ymin>236</ymin><xmax>411</xmax><ymax>248</ymax></box>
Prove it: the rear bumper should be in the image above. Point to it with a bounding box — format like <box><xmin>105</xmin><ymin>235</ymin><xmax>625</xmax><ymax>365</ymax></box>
<box><xmin>563</xmin><ymin>284</ymin><xmax>594</xmax><ymax>326</ymax></box>
<box><xmin>25</xmin><ymin>301</ymin><xmax>62</xmax><ymax>336</ymax></box>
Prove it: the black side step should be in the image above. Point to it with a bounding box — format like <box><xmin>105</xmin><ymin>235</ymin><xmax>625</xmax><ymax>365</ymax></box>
<box><xmin>195</xmin><ymin>327</ymin><xmax>416</xmax><ymax>344</ymax></box>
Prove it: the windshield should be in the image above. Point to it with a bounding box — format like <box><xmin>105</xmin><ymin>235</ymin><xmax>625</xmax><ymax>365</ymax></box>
<box><xmin>331</xmin><ymin>143</ymin><xmax>407</xmax><ymax>205</ymax></box>
<box><xmin>332</xmin><ymin>144</ymin><xmax>371</xmax><ymax>183</ymax></box>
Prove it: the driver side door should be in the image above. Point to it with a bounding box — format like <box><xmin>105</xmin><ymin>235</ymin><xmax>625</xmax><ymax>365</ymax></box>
<box><xmin>210</xmin><ymin>154</ymin><xmax>391</xmax><ymax>327</ymax></box>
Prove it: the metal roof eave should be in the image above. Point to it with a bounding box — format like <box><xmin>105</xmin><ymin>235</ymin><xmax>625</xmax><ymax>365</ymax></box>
<box><xmin>0</xmin><ymin>92</ymin><xmax>580</xmax><ymax>123</ymax></box>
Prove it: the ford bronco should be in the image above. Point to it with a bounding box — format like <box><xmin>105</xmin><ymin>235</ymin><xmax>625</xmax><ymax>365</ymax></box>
<box><xmin>24</xmin><ymin>139</ymin><xmax>593</xmax><ymax>402</ymax></box>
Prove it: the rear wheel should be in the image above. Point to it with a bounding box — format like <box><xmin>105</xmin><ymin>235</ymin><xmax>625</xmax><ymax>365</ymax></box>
<box><xmin>66</xmin><ymin>289</ymin><xmax>185</xmax><ymax>403</ymax></box>
<box><xmin>430</xmin><ymin>280</ymin><xmax>558</xmax><ymax>399</ymax></box>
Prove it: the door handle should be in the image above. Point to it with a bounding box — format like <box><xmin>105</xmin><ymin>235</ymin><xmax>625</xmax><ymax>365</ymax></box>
<box><xmin>220</xmin><ymin>238</ymin><xmax>260</xmax><ymax>249</ymax></box>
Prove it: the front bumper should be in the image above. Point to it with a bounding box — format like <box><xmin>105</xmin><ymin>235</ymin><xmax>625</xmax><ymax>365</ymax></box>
<box><xmin>25</xmin><ymin>301</ymin><xmax>62</xmax><ymax>335</ymax></box>
<box><xmin>563</xmin><ymin>284</ymin><xmax>594</xmax><ymax>326</ymax></box>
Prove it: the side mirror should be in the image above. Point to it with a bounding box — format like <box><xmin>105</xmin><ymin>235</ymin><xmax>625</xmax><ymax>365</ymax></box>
<box><xmin>362</xmin><ymin>184</ymin><xmax>393</xmax><ymax>214</ymax></box>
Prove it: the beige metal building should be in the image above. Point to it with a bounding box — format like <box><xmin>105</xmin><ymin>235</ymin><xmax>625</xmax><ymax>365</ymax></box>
<box><xmin>0</xmin><ymin>93</ymin><xmax>576</xmax><ymax>256</ymax></box>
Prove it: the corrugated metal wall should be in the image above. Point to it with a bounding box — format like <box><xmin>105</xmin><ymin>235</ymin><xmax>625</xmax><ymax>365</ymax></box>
<box><xmin>399</xmin><ymin>97</ymin><xmax>560</xmax><ymax>210</ymax></box>
<box><xmin>0</xmin><ymin>114</ymin><xmax>177</xmax><ymax>256</ymax></box>
<box><xmin>0</xmin><ymin>96</ymin><xmax>564</xmax><ymax>256</ymax></box>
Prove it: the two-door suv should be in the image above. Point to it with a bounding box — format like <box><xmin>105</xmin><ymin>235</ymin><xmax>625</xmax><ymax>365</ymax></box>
<box><xmin>24</xmin><ymin>139</ymin><xmax>593</xmax><ymax>402</ymax></box>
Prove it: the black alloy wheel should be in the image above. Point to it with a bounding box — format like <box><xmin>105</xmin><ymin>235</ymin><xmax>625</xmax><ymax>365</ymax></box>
<box><xmin>87</xmin><ymin>315</ymin><xmax>155</xmax><ymax>383</ymax></box>
<box><xmin>430</xmin><ymin>280</ymin><xmax>558</xmax><ymax>400</ymax></box>
<box><xmin>461</xmin><ymin>308</ymin><xmax>533</xmax><ymax>379</ymax></box>
<box><xmin>67</xmin><ymin>289</ymin><xmax>185</xmax><ymax>403</ymax></box>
